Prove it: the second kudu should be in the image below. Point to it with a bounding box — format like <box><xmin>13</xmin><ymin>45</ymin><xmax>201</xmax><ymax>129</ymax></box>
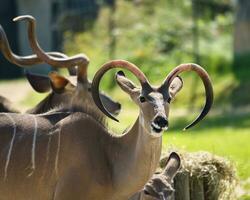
<box><xmin>129</xmin><ymin>152</ymin><xmax>181</xmax><ymax>200</ymax></box>
<box><xmin>0</xmin><ymin>20</ymin><xmax>121</xmax><ymax>115</ymax></box>
<box><xmin>0</xmin><ymin>57</ymin><xmax>213</xmax><ymax>199</ymax></box>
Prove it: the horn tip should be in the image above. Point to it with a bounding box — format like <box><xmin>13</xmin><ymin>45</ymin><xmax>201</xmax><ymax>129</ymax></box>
<box><xmin>112</xmin><ymin>116</ymin><xmax>119</xmax><ymax>122</ymax></box>
<box><xmin>104</xmin><ymin>110</ymin><xmax>119</xmax><ymax>122</ymax></box>
<box><xmin>183</xmin><ymin>123</ymin><xmax>194</xmax><ymax>130</ymax></box>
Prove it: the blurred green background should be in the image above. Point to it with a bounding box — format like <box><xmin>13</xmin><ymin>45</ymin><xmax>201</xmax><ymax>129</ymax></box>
<box><xmin>1</xmin><ymin>0</ymin><xmax>250</xmax><ymax>199</ymax></box>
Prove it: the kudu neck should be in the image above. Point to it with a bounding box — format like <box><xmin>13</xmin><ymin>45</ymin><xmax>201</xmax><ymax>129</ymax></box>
<box><xmin>110</xmin><ymin>112</ymin><xmax>162</xmax><ymax>197</ymax></box>
<box><xmin>123</xmin><ymin>111</ymin><xmax>159</xmax><ymax>139</ymax></box>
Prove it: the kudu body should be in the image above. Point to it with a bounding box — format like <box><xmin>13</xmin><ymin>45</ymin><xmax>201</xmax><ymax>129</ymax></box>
<box><xmin>0</xmin><ymin>22</ymin><xmax>121</xmax><ymax>115</ymax></box>
<box><xmin>0</xmin><ymin>57</ymin><xmax>213</xmax><ymax>200</ymax></box>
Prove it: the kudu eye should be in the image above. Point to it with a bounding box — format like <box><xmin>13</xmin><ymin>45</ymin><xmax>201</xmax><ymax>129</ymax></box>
<box><xmin>139</xmin><ymin>96</ymin><xmax>146</xmax><ymax>103</ymax></box>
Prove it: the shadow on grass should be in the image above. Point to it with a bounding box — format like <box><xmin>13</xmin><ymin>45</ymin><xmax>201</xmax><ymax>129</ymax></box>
<box><xmin>169</xmin><ymin>112</ymin><xmax>250</xmax><ymax>132</ymax></box>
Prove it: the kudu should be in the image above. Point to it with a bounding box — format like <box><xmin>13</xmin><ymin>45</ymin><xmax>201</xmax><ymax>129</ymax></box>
<box><xmin>129</xmin><ymin>152</ymin><xmax>181</xmax><ymax>200</ymax></box>
<box><xmin>0</xmin><ymin>22</ymin><xmax>121</xmax><ymax>115</ymax></box>
<box><xmin>0</xmin><ymin>57</ymin><xmax>212</xmax><ymax>200</ymax></box>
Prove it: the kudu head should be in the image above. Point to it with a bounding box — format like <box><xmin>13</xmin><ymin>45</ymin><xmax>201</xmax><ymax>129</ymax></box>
<box><xmin>0</xmin><ymin>16</ymin><xmax>121</xmax><ymax>115</ymax></box>
<box><xmin>92</xmin><ymin>60</ymin><xmax>213</xmax><ymax>136</ymax></box>
<box><xmin>143</xmin><ymin>152</ymin><xmax>181</xmax><ymax>200</ymax></box>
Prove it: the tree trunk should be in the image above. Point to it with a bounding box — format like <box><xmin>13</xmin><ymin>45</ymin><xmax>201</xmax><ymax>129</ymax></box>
<box><xmin>233</xmin><ymin>0</ymin><xmax>250</xmax><ymax>79</ymax></box>
<box><xmin>231</xmin><ymin>0</ymin><xmax>250</xmax><ymax>105</ymax></box>
<box><xmin>107</xmin><ymin>0</ymin><xmax>117</xmax><ymax>89</ymax></box>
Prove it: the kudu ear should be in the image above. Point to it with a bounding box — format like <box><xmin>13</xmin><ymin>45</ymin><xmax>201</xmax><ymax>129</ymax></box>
<box><xmin>25</xmin><ymin>70</ymin><xmax>51</xmax><ymax>93</ymax></box>
<box><xmin>163</xmin><ymin>152</ymin><xmax>181</xmax><ymax>180</ymax></box>
<box><xmin>169</xmin><ymin>76</ymin><xmax>183</xmax><ymax>98</ymax></box>
<box><xmin>48</xmin><ymin>72</ymin><xmax>72</xmax><ymax>93</ymax></box>
<box><xmin>115</xmin><ymin>71</ymin><xmax>138</xmax><ymax>95</ymax></box>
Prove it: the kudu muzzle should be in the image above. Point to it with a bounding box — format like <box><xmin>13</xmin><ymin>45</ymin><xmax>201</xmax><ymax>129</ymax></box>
<box><xmin>152</xmin><ymin>115</ymin><xmax>168</xmax><ymax>133</ymax></box>
<box><xmin>152</xmin><ymin>104</ymin><xmax>169</xmax><ymax>133</ymax></box>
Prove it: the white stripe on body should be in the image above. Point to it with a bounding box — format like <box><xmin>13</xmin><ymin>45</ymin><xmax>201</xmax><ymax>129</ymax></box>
<box><xmin>40</xmin><ymin>133</ymin><xmax>52</xmax><ymax>182</ymax></box>
<box><xmin>3</xmin><ymin>113</ymin><xmax>17</xmax><ymax>181</ymax></box>
<box><xmin>27</xmin><ymin>115</ymin><xmax>38</xmax><ymax>177</ymax></box>
<box><xmin>46</xmin><ymin>134</ymin><xmax>52</xmax><ymax>165</ymax></box>
<box><xmin>54</xmin><ymin>129</ymin><xmax>61</xmax><ymax>178</ymax></box>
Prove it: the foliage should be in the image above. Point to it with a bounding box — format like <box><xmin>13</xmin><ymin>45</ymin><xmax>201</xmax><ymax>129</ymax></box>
<box><xmin>63</xmin><ymin>0</ymin><xmax>234</xmax><ymax>89</ymax></box>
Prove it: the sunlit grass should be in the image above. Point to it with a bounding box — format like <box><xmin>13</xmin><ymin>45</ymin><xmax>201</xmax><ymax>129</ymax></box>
<box><xmin>163</xmin><ymin>128</ymin><xmax>250</xmax><ymax>179</ymax></box>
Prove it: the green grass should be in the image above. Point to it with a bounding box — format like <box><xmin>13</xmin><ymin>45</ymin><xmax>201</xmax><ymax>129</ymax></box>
<box><xmin>163</xmin><ymin>113</ymin><xmax>250</xmax><ymax>199</ymax></box>
<box><xmin>163</xmin><ymin>120</ymin><xmax>250</xmax><ymax>179</ymax></box>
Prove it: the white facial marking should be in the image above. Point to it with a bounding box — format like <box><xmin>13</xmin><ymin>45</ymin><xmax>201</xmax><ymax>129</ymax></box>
<box><xmin>46</xmin><ymin>134</ymin><xmax>52</xmax><ymax>165</ymax></box>
<box><xmin>139</xmin><ymin>111</ymin><xmax>145</xmax><ymax>128</ymax></box>
<box><xmin>40</xmin><ymin>133</ymin><xmax>52</xmax><ymax>181</ymax></box>
<box><xmin>159</xmin><ymin>192</ymin><xmax>166</xmax><ymax>200</ymax></box>
<box><xmin>139</xmin><ymin>111</ymin><xmax>163</xmax><ymax>138</ymax></box>
<box><xmin>152</xmin><ymin>122</ymin><xmax>161</xmax><ymax>130</ymax></box>
<box><xmin>162</xmin><ymin>126</ymin><xmax>168</xmax><ymax>131</ymax></box>
<box><xmin>3</xmin><ymin>113</ymin><xmax>16</xmax><ymax>181</ymax></box>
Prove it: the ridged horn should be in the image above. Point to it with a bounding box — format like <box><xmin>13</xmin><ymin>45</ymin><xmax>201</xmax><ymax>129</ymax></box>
<box><xmin>91</xmin><ymin>60</ymin><xmax>151</xmax><ymax>121</ymax></box>
<box><xmin>13</xmin><ymin>15</ymin><xmax>89</xmax><ymax>82</ymax></box>
<box><xmin>0</xmin><ymin>24</ymin><xmax>76</xmax><ymax>75</ymax></box>
<box><xmin>160</xmin><ymin>63</ymin><xmax>213</xmax><ymax>130</ymax></box>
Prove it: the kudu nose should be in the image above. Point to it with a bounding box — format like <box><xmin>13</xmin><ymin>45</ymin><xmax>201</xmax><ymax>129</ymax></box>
<box><xmin>154</xmin><ymin>116</ymin><xmax>168</xmax><ymax>128</ymax></box>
